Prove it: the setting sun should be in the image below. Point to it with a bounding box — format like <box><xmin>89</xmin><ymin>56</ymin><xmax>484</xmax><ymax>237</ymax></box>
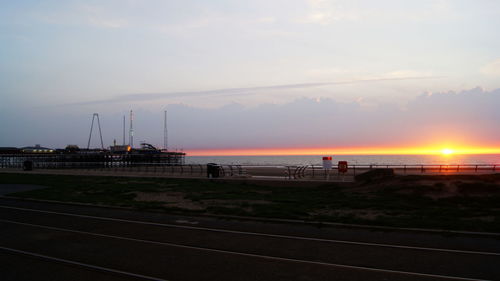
<box><xmin>441</xmin><ymin>148</ymin><xmax>455</xmax><ymax>155</ymax></box>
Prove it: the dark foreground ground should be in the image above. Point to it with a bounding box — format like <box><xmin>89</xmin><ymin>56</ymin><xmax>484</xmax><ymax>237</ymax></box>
<box><xmin>0</xmin><ymin>197</ymin><xmax>499</xmax><ymax>281</ymax></box>
<box><xmin>0</xmin><ymin>172</ymin><xmax>499</xmax><ymax>232</ymax></box>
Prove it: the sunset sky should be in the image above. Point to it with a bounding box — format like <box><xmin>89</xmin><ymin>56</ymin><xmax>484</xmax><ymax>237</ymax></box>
<box><xmin>1</xmin><ymin>1</ymin><xmax>499</xmax><ymax>155</ymax></box>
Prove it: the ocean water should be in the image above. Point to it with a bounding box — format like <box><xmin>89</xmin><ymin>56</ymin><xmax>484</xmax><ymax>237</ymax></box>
<box><xmin>186</xmin><ymin>154</ymin><xmax>500</xmax><ymax>166</ymax></box>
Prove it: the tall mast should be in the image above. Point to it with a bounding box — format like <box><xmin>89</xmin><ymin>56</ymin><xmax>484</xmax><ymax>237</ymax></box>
<box><xmin>164</xmin><ymin>110</ymin><xmax>168</xmax><ymax>151</ymax></box>
<box><xmin>122</xmin><ymin>115</ymin><xmax>126</xmax><ymax>145</ymax></box>
<box><xmin>129</xmin><ymin>110</ymin><xmax>134</xmax><ymax>148</ymax></box>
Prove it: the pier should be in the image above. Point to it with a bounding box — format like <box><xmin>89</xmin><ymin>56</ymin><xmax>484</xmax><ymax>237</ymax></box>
<box><xmin>0</xmin><ymin>152</ymin><xmax>185</xmax><ymax>170</ymax></box>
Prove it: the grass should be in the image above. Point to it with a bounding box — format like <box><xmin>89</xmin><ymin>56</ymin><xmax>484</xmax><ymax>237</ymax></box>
<box><xmin>1</xmin><ymin>172</ymin><xmax>499</xmax><ymax>232</ymax></box>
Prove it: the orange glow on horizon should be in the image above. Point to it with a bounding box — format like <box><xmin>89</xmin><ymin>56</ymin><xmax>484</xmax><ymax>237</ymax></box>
<box><xmin>187</xmin><ymin>146</ymin><xmax>500</xmax><ymax>156</ymax></box>
<box><xmin>441</xmin><ymin>148</ymin><xmax>454</xmax><ymax>155</ymax></box>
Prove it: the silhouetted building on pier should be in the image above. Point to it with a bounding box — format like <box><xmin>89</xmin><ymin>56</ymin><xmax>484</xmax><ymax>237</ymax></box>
<box><xmin>0</xmin><ymin>143</ymin><xmax>185</xmax><ymax>169</ymax></box>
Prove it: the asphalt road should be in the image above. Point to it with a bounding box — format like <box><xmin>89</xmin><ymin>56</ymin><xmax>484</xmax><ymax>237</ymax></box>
<box><xmin>0</xmin><ymin>197</ymin><xmax>499</xmax><ymax>281</ymax></box>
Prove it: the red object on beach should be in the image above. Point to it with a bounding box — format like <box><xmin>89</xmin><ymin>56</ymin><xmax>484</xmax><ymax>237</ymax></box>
<box><xmin>338</xmin><ymin>161</ymin><xmax>348</xmax><ymax>173</ymax></box>
<box><xmin>322</xmin><ymin>156</ymin><xmax>332</xmax><ymax>160</ymax></box>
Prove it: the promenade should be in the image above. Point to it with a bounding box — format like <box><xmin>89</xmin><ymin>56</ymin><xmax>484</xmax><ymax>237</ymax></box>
<box><xmin>0</xmin><ymin>162</ymin><xmax>498</xmax><ymax>182</ymax></box>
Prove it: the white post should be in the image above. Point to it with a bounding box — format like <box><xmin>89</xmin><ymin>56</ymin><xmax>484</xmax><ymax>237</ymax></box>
<box><xmin>322</xmin><ymin>156</ymin><xmax>332</xmax><ymax>181</ymax></box>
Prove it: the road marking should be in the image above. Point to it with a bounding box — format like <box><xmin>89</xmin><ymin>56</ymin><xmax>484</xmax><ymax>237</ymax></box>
<box><xmin>0</xmin><ymin>219</ymin><xmax>490</xmax><ymax>281</ymax></box>
<box><xmin>0</xmin><ymin>205</ymin><xmax>499</xmax><ymax>257</ymax></box>
<box><xmin>3</xmin><ymin>196</ymin><xmax>500</xmax><ymax>237</ymax></box>
<box><xmin>174</xmin><ymin>219</ymin><xmax>199</xmax><ymax>225</ymax></box>
<box><xmin>0</xmin><ymin>245</ymin><xmax>169</xmax><ymax>281</ymax></box>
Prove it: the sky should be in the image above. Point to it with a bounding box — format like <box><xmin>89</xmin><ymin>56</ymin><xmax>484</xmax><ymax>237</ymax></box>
<box><xmin>1</xmin><ymin>0</ymin><xmax>499</xmax><ymax>155</ymax></box>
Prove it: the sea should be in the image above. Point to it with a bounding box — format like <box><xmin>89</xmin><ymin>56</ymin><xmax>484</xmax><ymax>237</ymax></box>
<box><xmin>186</xmin><ymin>154</ymin><xmax>500</xmax><ymax>166</ymax></box>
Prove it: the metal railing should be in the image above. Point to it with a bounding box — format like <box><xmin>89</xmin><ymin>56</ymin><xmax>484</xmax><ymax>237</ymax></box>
<box><xmin>242</xmin><ymin>164</ymin><xmax>499</xmax><ymax>180</ymax></box>
<box><xmin>1</xmin><ymin>158</ymin><xmax>497</xmax><ymax>180</ymax></box>
<box><xmin>0</xmin><ymin>161</ymin><xmax>247</xmax><ymax>178</ymax></box>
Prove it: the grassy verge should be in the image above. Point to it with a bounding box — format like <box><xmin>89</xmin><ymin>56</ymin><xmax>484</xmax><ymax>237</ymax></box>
<box><xmin>1</xmin><ymin>172</ymin><xmax>499</xmax><ymax>232</ymax></box>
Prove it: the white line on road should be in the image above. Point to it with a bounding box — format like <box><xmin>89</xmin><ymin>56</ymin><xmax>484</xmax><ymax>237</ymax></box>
<box><xmin>0</xmin><ymin>218</ymin><xmax>490</xmax><ymax>281</ymax></box>
<box><xmin>0</xmin><ymin>205</ymin><xmax>498</xmax><ymax>257</ymax></box>
<box><xmin>0</xmin><ymin>245</ymin><xmax>169</xmax><ymax>281</ymax></box>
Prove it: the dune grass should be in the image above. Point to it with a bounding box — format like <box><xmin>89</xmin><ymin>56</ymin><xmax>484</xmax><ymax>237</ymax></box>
<box><xmin>1</xmin><ymin>172</ymin><xmax>499</xmax><ymax>232</ymax></box>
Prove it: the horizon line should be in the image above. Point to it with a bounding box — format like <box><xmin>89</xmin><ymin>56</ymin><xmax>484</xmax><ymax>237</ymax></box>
<box><xmin>185</xmin><ymin>146</ymin><xmax>500</xmax><ymax>156</ymax></box>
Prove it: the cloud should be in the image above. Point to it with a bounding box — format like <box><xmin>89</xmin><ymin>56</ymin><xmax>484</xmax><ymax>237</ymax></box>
<box><xmin>305</xmin><ymin>68</ymin><xmax>436</xmax><ymax>81</ymax></box>
<box><xmin>30</xmin><ymin>3</ymin><xmax>129</xmax><ymax>29</ymax></box>
<box><xmin>162</xmin><ymin>87</ymin><xmax>500</xmax><ymax>150</ymax></box>
<box><xmin>2</xmin><ymin>87</ymin><xmax>498</xmax><ymax>150</ymax></box>
<box><xmin>299</xmin><ymin>0</ymin><xmax>362</xmax><ymax>25</ymax></box>
<box><xmin>66</xmin><ymin>75</ymin><xmax>442</xmax><ymax>106</ymax></box>
<box><xmin>88</xmin><ymin>17</ymin><xmax>128</xmax><ymax>28</ymax></box>
<box><xmin>299</xmin><ymin>0</ymin><xmax>458</xmax><ymax>25</ymax></box>
<box><xmin>79</xmin><ymin>4</ymin><xmax>129</xmax><ymax>29</ymax></box>
<box><xmin>255</xmin><ymin>17</ymin><xmax>276</xmax><ymax>24</ymax></box>
<box><xmin>481</xmin><ymin>59</ymin><xmax>500</xmax><ymax>77</ymax></box>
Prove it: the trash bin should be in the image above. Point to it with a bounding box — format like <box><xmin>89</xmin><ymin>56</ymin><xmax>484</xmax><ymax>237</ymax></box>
<box><xmin>207</xmin><ymin>163</ymin><xmax>221</xmax><ymax>178</ymax></box>
<box><xmin>23</xmin><ymin>160</ymin><xmax>33</xmax><ymax>171</ymax></box>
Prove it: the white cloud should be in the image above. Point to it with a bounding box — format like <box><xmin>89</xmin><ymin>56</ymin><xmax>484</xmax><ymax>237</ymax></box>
<box><xmin>372</xmin><ymin>70</ymin><xmax>436</xmax><ymax>80</ymax></box>
<box><xmin>30</xmin><ymin>3</ymin><xmax>129</xmax><ymax>29</ymax></box>
<box><xmin>255</xmin><ymin>17</ymin><xmax>276</xmax><ymax>24</ymax></box>
<box><xmin>78</xmin><ymin>4</ymin><xmax>129</xmax><ymax>29</ymax></box>
<box><xmin>298</xmin><ymin>0</ymin><xmax>457</xmax><ymax>25</ymax></box>
<box><xmin>88</xmin><ymin>17</ymin><xmax>128</xmax><ymax>28</ymax></box>
<box><xmin>306</xmin><ymin>68</ymin><xmax>436</xmax><ymax>81</ymax></box>
<box><xmin>299</xmin><ymin>1</ymin><xmax>362</xmax><ymax>25</ymax></box>
<box><xmin>481</xmin><ymin>59</ymin><xmax>500</xmax><ymax>77</ymax></box>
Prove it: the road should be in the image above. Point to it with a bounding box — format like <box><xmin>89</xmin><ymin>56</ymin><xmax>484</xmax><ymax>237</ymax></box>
<box><xmin>0</xmin><ymin>197</ymin><xmax>499</xmax><ymax>281</ymax></box>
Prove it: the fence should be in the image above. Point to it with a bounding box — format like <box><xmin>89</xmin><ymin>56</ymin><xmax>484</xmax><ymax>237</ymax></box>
<box><xmin>1</xmin><ymin>157</ymin><xmax>497</xmax><ymax>180</ymax></box>
<box><xmin>243</xmin><ymin>164</ymin><xmax>499</xmax><ymax>180</ymax></box>
<box><xmin>0</xmin><ymin>161</ymin><xmax>246</xmax><ymax>178</ymax></box>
